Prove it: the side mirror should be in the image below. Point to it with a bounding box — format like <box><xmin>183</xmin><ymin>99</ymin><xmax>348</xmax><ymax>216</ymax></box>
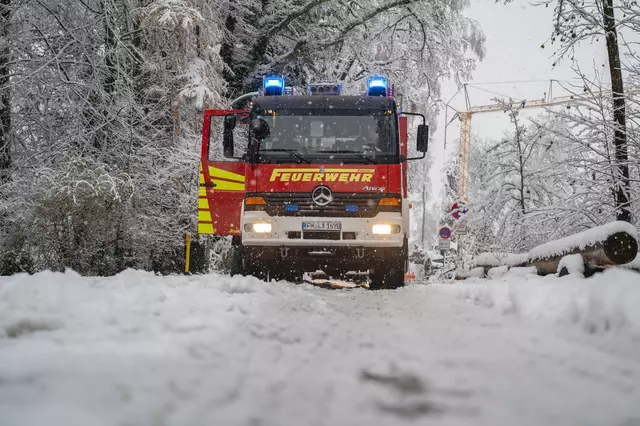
<box><xmin>250</xmin><ymin>118</ymin><xmax>270</xmax><ymax>140</ymax></box>
<box><xmin>223</xmin><ymin>115</ymin><xmax>237</xmax><ymax>158</ymax></box>
<box><xmin>417</xmin><ymin>124</ymin><xmax>429</xmax><ymax>152</ymax></box>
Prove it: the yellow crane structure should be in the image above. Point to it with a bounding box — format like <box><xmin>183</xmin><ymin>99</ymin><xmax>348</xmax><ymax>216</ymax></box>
<box><xmin>453</xmin><ymin>82</ymin><xmax>584</xmax><ymax>200</ymax></box>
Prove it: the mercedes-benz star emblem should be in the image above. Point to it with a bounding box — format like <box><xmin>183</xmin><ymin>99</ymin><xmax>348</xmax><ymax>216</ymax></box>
<box><xmin>312</xmin><ymin>186</ymin><xmax>333</xmax><ymax>207</ymax></box>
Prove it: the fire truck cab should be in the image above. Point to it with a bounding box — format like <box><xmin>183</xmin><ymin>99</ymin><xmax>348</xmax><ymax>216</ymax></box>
<box><xmin>198</xmin><ymin>76</ymin><xmax>428</xmax><ymax>289</ymax></box>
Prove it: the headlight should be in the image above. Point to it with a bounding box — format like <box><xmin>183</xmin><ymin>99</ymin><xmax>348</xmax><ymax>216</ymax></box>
<box><xmin>372</xmin><ymin>224</ymin><xmax>401</xmax><ymax>235</ymax></box>
<box><xmin>250</xmin><ymin>223</ymin><xmax>272</xmax><ymax>233</ymax></box>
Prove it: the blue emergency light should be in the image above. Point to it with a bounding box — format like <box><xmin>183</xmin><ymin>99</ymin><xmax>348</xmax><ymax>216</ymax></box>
<box><xmin>366</xmin><ymin>75</ymin><xmax>388</xmax><ymax>97</ymax></box>
<box><xmin>286</xmin><ymin>204</ymin><xmax>299</xmax><ymax>212</ymax></box>
<box><xmin>263</xmin><ymin>75</ymin><xmax>285</xmax><ymax>96</ymax></box>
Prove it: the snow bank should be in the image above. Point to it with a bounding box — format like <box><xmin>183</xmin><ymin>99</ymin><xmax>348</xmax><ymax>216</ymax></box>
<box><xmin>505</xmin><ymin>266</ymin><xmax>538</xmax><ymax>277</ymax></box>
<box><xmin>2</xmin><ymin>268</ymin><xmax>639</xmax><ymax>426</ymax></box>
<box><xmin>558</xmin><ymin>254</ymin><xmax>585</xmax><ymax>276</ymax></box>
<box><xmin>469</xmin><ymin>267</ymin><xmax>485</xmax><ymax>278</ymax></box>
<box><xmin>528</xmin><ymin>221</ymin><xmax>637</xmax><ymax>260</ymax></box>
<box><xmin>487</xmin><ymin>266</ymin><xmax>509</xmax><ymax>279</ymax></box>
<box><xmin>0</xmin><ymin>269</ymin><xmax>296</xmax><ymax>339</ymax></box>
<box><xmin>426</xmin><ymin>268</ymin><xmax>640</xmax><ymax>336</ymax></box>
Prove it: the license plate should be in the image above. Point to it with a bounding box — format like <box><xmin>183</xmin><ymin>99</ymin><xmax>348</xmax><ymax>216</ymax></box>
<box><xmin>302</xmin><ymin>221</ymin><xmax>342</xmax><ymax>231</ymax></box>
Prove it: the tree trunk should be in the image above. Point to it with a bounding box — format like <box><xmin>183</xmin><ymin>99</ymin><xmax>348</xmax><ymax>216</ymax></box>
<box><xmin>602</xmin><ymin>0</ymin><xmax>631</xmax><ymax>222</ymax></box>
<box><xmin>220</xmin><ymin>14</ymin><xmax>237</xmax><ymax>95</ymax></box>
<box><xmin>528</xmin><ymin>231</ymin><xmax>637</xmax><ymax>275</ymax></box>
<box><xmin>0</xmin><ymin>0</ymin><xmax>11</xmax><ymax>182</ymax></box>
<box><xmin>513</xmin><ymin>115</ymin><xmax>527</xmax><ymax>216</ymax></box>
<box><xmin>91</xmin><ymin>0</ymin><xmax>119</xmax><ymax>151</ymax></box>
<box><xmin>101</xmin><ymin>0</ymin><xmax>117</xmax><ymax>96</ymax></box>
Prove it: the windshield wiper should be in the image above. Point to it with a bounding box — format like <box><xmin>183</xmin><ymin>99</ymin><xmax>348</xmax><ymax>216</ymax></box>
<box><xmin>322</xmin><ymin>150</ymin><xmax>378</xmax><ymax>164</ymax></box>
<box><xmin>259</xmin><ymin>149</ymin><xmax>311</xmax><ymax>164</ymax></box>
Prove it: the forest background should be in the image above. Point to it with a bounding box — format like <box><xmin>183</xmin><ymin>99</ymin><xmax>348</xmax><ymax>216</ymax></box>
<box><xmin>0</xmin><ymin>0</ymin><xmax>637</xmax><ymax>275</ymax></box>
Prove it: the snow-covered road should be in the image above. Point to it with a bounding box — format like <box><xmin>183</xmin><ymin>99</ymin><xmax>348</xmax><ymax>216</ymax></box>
<box><xmin>1</xmin><ymin>269</ymin><xmax>639</xmax><ymax>426</ymax></box>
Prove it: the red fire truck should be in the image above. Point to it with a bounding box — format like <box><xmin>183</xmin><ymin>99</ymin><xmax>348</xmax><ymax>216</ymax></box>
<box><xmin>198</xmin><ymin>76</ymin><xmax>428</xmax><ymax>289</ymax></box>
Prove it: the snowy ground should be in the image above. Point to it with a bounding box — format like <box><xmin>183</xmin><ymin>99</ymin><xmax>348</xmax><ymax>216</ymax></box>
<box><xmin>1</xmin><ymin>269</ymin><xmax>639</xmax><ymax>426</ymax></box>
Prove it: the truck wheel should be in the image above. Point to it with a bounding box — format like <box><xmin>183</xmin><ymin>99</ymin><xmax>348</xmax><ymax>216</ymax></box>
<box><xmin>230</xmin><ymin>245</ymin><xmax>245</xmax><ymax>277</ymax></box>
<box><xmin>285</xmin><ymin>267</ymin><xmax>304</xmax><ymax>283</ymax></box>
<box><xmin>271</xmin><ymin>267</ymin><xmax>303</xmax><ymax>283</ymax></box>
<box><xmin>245</xmin><ymin>261</ymin><xmax>269</xmax><ymax>281</ymax></box>
<box><xmin>369</xmin><ymin>260</ymin><xmax>405</xmax><ymax>290</ymax></box>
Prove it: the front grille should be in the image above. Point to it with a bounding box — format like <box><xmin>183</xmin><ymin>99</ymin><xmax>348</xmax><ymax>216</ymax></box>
<box><xmin>252</xmin><ymin>193</ymin><xmax>399</xmax><ymax>218</ymax></box>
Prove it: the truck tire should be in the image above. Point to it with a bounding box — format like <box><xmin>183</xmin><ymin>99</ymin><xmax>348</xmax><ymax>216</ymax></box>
<box><xmin>231</xmin><ymin>245</ymin><xmax>268</xmax><ymax>281</ymax></box>
<box><xmin>271</xmin><ymin>267</ymin><xmax>303</xmax><ymax>283</ymax></box>
<box><xmin>229</xmin><ymin>245</ymin><xmax>245</xmax><ymax>277</ymax></box>
<box><xmin>369</xmin><ymin>260</ymin><xmax>405</xmax><ymax>290</ymax></box>
<box><xmin>245</xmin><ymin>261</ymin><xmax>269</xmax><ymax>281</ymax></box>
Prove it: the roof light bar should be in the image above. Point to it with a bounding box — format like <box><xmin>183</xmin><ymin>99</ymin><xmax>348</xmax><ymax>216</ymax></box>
<box><xmin>366</xmin><ymin>75</ymin><xmax>388</xmax><ymax>97</ymax></box>
<box><xmin>263</xmin><ymin>75</ymin><xmax>285</xmax><ymax>96</ymax></box>
<box><xmin>308</xmin><ymin>83</ymin><xmax>342</xmax><ymax>96</ymax></box>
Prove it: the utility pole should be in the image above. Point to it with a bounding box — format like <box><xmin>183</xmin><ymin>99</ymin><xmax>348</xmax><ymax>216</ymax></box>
<box><xmin>0</xmin><ymin>0</ymin><xmax>12</xmax><ymax>182</ymax></box>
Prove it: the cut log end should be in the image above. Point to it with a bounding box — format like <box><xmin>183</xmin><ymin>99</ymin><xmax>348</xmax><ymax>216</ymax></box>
<box><xmin>603</xmin><ymin>232</ymin><xmax>638</xmax><ymax>265</ymax></box>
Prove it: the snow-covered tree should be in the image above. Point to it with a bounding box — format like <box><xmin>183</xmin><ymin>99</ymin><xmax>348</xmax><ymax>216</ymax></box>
<box><xmin>505</xmin><ymin>0</ymin><xmax>634</xmax><ymax>221</ymax></box>
<box><xmin>0</xmin><ymin>0</ymin><xmax>485</xmax><ymax>275</ymax></box>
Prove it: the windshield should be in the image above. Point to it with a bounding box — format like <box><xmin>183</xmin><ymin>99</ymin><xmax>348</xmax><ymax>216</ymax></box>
<box><xmin>251</xmin><ymin>110</ymin><xmax>398</xmax><ymax>163</ymax></box>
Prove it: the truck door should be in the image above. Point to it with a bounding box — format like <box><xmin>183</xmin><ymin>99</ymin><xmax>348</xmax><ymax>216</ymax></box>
<box><xmin>198</xmin><ymin>109</ymin><xmax>249</xmax><ymax>236</ymax></box>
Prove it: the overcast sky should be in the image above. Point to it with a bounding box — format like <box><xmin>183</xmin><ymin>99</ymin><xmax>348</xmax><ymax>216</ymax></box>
<box><xmin>429</xmin><ymin>0</ymin><xmax>610</xmax><ymax>201</ymax></box>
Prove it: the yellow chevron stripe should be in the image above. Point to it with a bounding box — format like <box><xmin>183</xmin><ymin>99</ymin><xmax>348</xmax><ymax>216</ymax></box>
<box><xmin>200</xmin><ymin>174</ymin><xmax>205</xmax><ymax>184</ymax></box>
<box><xmin>198</xmin><ymin>210</ymin><xmax>212</xmax><ymax>222</ymax></box>
<box><xmin>212</xmin><ymin>179</ymin><xmax>245</xmax><ymax>191</ymax></box>
<box><xmin>199</xmin><ymin>187</ymin><xmax>207</xmax><ymax>197</ymax></box>
<box><xmin>198</xmin><ymin>223</ymin><xmax>214</xmax><ymax>234</ymax></box>
<box><xmin>198</xmin><ymin>198</ymin><xmax>209</xmax><ymax>209</ymax></box>
<box><xmin>209</xmin><ymin>166</ymin><xmax>245</xmax><ymax>182</ymax></box>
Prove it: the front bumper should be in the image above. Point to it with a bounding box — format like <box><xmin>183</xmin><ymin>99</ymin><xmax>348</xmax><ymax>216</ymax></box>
<box><xmin>241</xmin><ymin>212</ymin><xmax>405</xmax><ymax>247</ymax></box>
<box><xmin>241</xmin><ymin>244</ymin><xmax>406</xmax><ymax>272</ymax></box>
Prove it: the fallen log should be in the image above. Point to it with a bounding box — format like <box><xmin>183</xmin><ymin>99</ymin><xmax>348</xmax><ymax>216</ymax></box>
<box><xmin>527</xmin><ymin>223</ymin><xmax>638</xmax><ymax>276</ymax></box>
<box><xmin>471</xmin><ymin>221</ymin><xmax>638</xmax><ymax>277</ymax></box>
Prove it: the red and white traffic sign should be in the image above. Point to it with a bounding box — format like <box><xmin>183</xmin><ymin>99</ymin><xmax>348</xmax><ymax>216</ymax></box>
<box><xmin>451</xmin><ymin>201</ymin><xmax>468</xmax><ymax>220</ymax></box>
<box><xmin>439</xmin><ymin>226</ymin><xmax>452</xmax><ymax>240</ymax></box>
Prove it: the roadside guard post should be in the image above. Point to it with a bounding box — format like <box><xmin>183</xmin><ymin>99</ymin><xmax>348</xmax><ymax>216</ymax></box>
<box><xmin>185</xmin><ymin>233</ymin><xmax>192</xmax><ymax>274</ymax></box>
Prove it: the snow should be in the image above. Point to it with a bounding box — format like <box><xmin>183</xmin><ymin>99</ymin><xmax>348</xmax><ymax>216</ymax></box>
<box><xmin>1</xmin><ymin>269</ymin><xmax>640</xmax><ymax>426</ymax></box>
<box><xmin>474</xmin><ymin>252</ymin><xmax>527</xmax><ymax>267</ymax></box>
<box><xmin>528</xmin><ymin>221</ymin><xmax>638</xmax><ymax>261</ymax></box>
<box><xmin>473</xmin><ymin>222</ymin><xmax>638</xmax><ymax>271</ymax></box>
<box><xmin>622</xmin><ymin>253</ymin><xmax>640</xmax><ymax>271</ymax></box>
<box><xmin>469</xmin><ymin>267</ymin><xmax>485</xmax><ymax>278</ymax></box>
<box><xmin>426</xmin><ymin>268</ymin><xmax>640</xmax><ymax>335</ymax></box>
<box><xmin>505</xmin><ymin>266</ymin><xmax>538</xmax><ymax>277</ymax></box>
<box><xmin>473</xmin><ymin>252</ymin><xmax>508</xmax><ymax>267</ymax></box>
<box><xmin>558</xmin><ymin>254</ymin><xmax>585</xmax><ymax>276</ymax></box>
<box><xmin>487</xmin><ymin>265</ymin><xmax>509</xmax><ymax>279</ymax></box>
